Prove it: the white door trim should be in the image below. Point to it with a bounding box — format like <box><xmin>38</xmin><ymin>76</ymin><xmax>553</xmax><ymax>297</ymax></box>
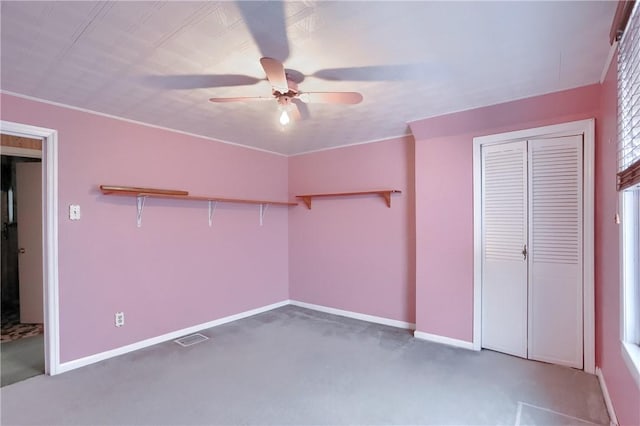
<box><xmin>0</xmin><ymin>120</ymin><xmax>60</xmax><ymax>375</ymax></box>
<box><xmin>472</xmin><ymin>118</ymin><xmax>595</xmax><ymax>374</ymax></box>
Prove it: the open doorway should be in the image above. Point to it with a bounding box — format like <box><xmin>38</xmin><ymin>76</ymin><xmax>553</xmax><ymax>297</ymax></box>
<box><xmin>1</xmin><ymin>134</ymin><xmax>45</xmax><ymax>386</ymax></box>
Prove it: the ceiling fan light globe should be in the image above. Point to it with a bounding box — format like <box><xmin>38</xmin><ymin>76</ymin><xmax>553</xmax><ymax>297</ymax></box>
<box><xmin>279</xmin><ymin>110</ymin><xmax>290</xmax><ymax>126</ymax></box>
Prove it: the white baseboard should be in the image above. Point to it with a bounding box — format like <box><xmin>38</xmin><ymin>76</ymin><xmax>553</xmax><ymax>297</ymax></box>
<box><xmin>56</xmin><ymin>300</ymin><xmax>289</xmax><ymax>374</ymax></box>
<box><xmin>596</xmin><ymin>367</ymin><xmax>619</xmax><ymax>426</ymax></box>
<box><xmin>289</xmin><ymin>300</ymin><xmax>415</xmax><ymax>330</ymax></box>
<box><xmin>413</xmin><ymin>330</ymin><xmax>476</xmax><ymax>350</ymax></box>
<box><xmin>56</xmin><ymin>300</ymin><xmax>472</xmax><ymax>375</ymax></box>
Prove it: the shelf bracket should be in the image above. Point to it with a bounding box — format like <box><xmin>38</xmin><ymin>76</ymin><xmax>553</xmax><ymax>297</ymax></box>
<box><xmin>136</xmin><ymin>195</ymin><xmax>146</xmax><ymax>228</ymax></box>
<box><xmin>259</xmin><ymin>203</ymin><xmax>269</xmax><ymax>226</ymax></box>
<box><xmin>208</xmin><ymin>201</ymin><xmax>217</xmax><ymax>227</ymax></box>
<box><xmin>382</xmin><ymin>191</ymin><xmax>392</xmax><ymax>208</ymax></box>
<box><xmin>301</xmin><ymin>196</ymin><xmax>312</xmax><ymax>209</ymax></box>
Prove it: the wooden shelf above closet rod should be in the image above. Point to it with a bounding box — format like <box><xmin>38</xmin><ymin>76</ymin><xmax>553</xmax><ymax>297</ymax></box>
<box><xmin>296</xmin><ymin>189</ymin><xmax>401</xmax><ymax>210</ymax></box>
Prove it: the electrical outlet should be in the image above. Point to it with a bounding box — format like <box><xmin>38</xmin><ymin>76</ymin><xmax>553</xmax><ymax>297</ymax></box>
<box><xmin>115</xmin><ymin>312</ymin><xmax>125</xmax><ymax>327</ymax></box>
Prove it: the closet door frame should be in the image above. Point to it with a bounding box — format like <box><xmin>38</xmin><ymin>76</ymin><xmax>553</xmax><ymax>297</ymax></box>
<box><xmin>472</xmin><ymin>118</ymin><xmax>595</xmax><ymax>374</ymax></box>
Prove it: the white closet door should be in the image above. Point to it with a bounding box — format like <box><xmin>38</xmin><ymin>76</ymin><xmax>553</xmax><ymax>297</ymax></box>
<box><xmin>528</xmin><ymin>136</ymin><xmax>583</xmax><ymax>369</ymax></box>
<box><xmin>481</xmin><ymin>141</ymin><xmax>528</xmax><ymax>358</ymax></box>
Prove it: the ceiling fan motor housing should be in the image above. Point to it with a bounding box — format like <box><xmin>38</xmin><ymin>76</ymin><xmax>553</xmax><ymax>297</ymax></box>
<box><xmin>277</xmin><ymin>95</ymin><xmax>292</xmax><ymax>106</ymax></box>
<box><xmin>275</xmin><ymin>82</ymin><xmax>299</xmax><ymax>106</ymax></box>
<box><xmin>273</xmin><ymin>75</ymin><xmax>298</xmax><ymax>100</ymax></box>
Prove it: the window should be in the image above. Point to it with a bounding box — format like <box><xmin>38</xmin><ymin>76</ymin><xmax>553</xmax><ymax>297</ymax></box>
<box><xmin>621</xmin><ymin>186</ymin><xmax>640</xmax><ymax>387</ymax></box>
<box><xmin>618</xmin><ymin>0</ymin><xmax>640</xmax><ymax>387</ymax></box>
<box><xmin>622</xmin><ymin>186</ymin><xmax>640</xmax><ymax>345</ymax></box>
<box><xmin>622</xmin><ymin>188</ymin><xmax>640</xmax><ymax>342</ymax></box>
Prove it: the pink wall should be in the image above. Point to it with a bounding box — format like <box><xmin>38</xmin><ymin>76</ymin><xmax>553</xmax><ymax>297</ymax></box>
<box><xmin>288</xmin><ymin>137</ymin><xmax>416</xmax><ymax>323</ymax></box>
<box><xmin>409</xmin><ymin>81</ymin><xmax>640</xmax><ymax>424</ymax></box>
<box><xmin>3</xmin><ymin>81</ymin><xmax>637</xmax><ymax>423</ymax></box>
<box><xmin>0</xmin><ymin>94</ymin><xmax>290</xmax><ymax>363</ymax></box>
<box><xmin>595</xmin><ymin>56</ymin><xmax>640</xmax><ymax>426</ymax></box>
<box><xmin>408</xmin><ymin>84</ymin><xmax>601</xmax><ymax>342</ymax></box>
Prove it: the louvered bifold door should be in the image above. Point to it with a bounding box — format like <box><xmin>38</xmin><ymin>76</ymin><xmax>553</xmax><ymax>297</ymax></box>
<box><xmin>481</xmin><ymin>141</ymin><xmax>528</xmax><ymax>358</ymax></box>
<box><xmin>528</xmin><ymin>136</ymin><xmax>583</xmax><ymax>369</ymax></box>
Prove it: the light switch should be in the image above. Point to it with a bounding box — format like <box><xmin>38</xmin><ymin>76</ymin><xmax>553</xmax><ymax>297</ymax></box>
<box><xmin>69</xmin><ymin>204</ymin><xmax>81</xmax><ymax>220</ymax></box>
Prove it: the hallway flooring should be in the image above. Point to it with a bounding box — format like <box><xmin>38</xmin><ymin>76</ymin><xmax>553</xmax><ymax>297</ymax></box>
<box><xmin>1</xmin><ymin>304</ymin><xmax>43</xmax><ymax>342</ymax></box>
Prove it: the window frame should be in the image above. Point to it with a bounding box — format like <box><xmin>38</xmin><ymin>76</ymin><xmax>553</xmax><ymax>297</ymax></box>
<box><xmin>617</xmin><ymin>0</ymin><xmax>640</xmax><ymax>388</ymax></box>
<box><xmin>620</xmin><ymin>186</ymin><xmax>640</xmax><ymax>388</ymax></box>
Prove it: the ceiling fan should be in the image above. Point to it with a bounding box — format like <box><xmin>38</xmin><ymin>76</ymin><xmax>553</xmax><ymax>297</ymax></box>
<box><xmin>209</xmin><ymin>57</ymin><xmax>363</xmax><ymax>125</ymax></box>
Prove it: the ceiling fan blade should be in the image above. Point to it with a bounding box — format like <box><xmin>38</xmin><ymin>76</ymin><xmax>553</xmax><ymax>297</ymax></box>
<box><xmin>312</xmin><ymin>63</ymin><xmax>444</xmax><ymax>81</ymax></box>
<box><xmin>289</xmin><ymin>102</ymin><xmax>302</xmax><ymax>121</ymax></box>
<box><xmin>299</xmin><ymin>92</ymin><xmax>363</xmax><ymax>105</ymax></box>
<box><xmin>260</xmin><ymin>57</ymin><xmax>289</xmax><ymax>93</ymax></box>
<box><xmin>292</xmin><ymin>98</ymin><xmax>310</xmax><ymax>120</ymax></box>
<box><xmin>237</xmin><ymin>1</ymin><xmax>290</xmax><ymax>63</ymax></box>
<box><xmin>141</xmin><ymin>74</ymin><xmax>261</xmax><ymax>89</ymax></box>
<box><xmin>209</xmin><ymin>96</ymin><xmax>272</xmax><ymax>103</ymax></box>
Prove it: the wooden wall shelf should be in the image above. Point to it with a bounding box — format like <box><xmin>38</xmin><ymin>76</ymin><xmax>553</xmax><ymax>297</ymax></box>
<box><xmin>99</xmin><ymin>185</ymin><xmax>188</xmax><ymax>197</ymax></box>
<box><xmin>100</xmin><ymin>185</ymin><xmax>297</xmax><ymax>227</ymax></box>
<box><xmin>296</xmin><ymin>190</ymin><xmax>402</xmax><ymax>209</ymax></box>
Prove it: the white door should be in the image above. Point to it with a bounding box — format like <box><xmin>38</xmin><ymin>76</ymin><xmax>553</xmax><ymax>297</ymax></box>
<box><xmin>481</xmin><ymin>135</ymin><xmax>584</xmax><ymax>369</ymax></box>
<box><xmin>481</xmin><ymin>141</ymin><xmax>528</xmax><ymax>358</ymax></box>
<box><xmin>528</xmin><ymin>136</ymin><xmax>583</xmax><ymax>368</ymax></box>
<box><xmin>16</xmin><ymin>161</ymin><xmax>43</xmax><ymax>324</ymax></box>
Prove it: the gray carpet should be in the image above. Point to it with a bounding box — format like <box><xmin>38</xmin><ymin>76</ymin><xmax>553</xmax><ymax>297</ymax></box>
<box><xmin>0</xmin><ymin>306</ymin><xmax>609</xmax><ymax>425</ymax></box>
<box><xmin>1</xmin><ymin>334</ymin><xmax>45</xmax><ymax>387</ymax></box>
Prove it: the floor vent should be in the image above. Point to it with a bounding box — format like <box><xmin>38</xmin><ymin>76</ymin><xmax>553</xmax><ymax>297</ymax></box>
<box><xmin>174</xmin><ymin>333</ymin><xmax>209</xmax><ymax>347</ymax></box>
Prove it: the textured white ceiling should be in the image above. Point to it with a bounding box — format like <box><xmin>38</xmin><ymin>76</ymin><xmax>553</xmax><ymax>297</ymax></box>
<box><xmin>1</xmin><ymin>1</ymin><xmax>615</xmax><ymax>155</ymax></box>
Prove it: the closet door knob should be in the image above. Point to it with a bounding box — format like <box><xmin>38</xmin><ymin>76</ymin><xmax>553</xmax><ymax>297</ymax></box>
<box><xmin>522</xmin><ymin>244</ymin><xmax>527</xmax><ymax>260</ymax></box>
<box><xmin>18</xmin><ymin>248</ymin><xmax>26</xmax><ymax>254</ymax></box>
